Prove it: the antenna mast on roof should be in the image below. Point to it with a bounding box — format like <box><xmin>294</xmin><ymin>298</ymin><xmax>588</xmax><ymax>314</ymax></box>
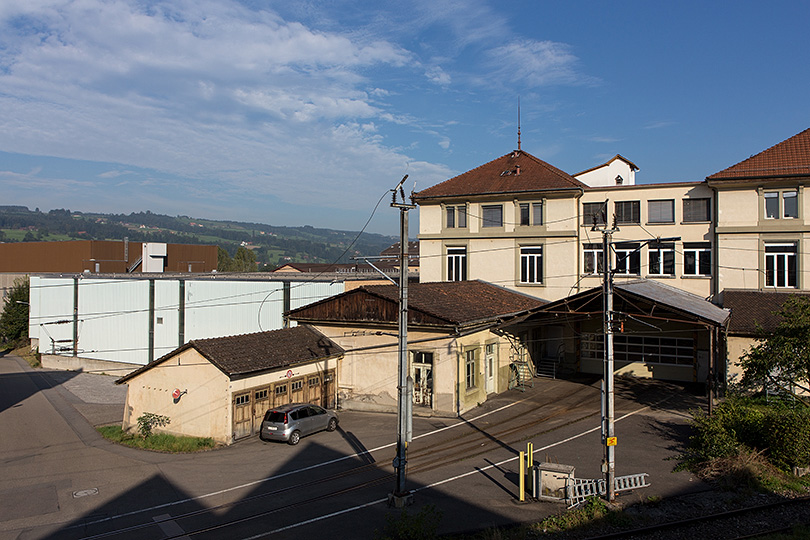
<box><xmin>517</xmin><ymin>97</ymin><xmax>522</xmax><ymax>151</ymax></box>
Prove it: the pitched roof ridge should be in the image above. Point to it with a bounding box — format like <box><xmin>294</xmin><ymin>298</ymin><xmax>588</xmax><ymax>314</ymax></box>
<box><xmin>415</xmin><ymin>152</ymin><xmax>514</xmax><ymax>196</ymax></box>
<box><xmin>522</xmin><ymin>150</ymin><xmax>587</xmax><ymax>188</ymax></box>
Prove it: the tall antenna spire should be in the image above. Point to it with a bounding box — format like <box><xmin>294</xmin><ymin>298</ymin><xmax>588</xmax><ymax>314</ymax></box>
<box><xmin>517</xmin><ymin>97</ymin><xmax>522</xmax><ymax>151</ymax></box>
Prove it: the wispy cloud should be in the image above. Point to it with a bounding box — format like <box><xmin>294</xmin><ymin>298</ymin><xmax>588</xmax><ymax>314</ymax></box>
<box><xmin>644</xmin><ymin>121</ymin><xmax>676</xmax><ymax>130</ymax></box>
<box><xmin>484</xmin><ymin>40</ymin><xmax>598</xmax><ymax>88</ymax></box>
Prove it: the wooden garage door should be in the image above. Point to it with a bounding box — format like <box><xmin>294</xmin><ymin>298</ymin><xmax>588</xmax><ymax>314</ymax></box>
<box><xmin>232</xmin><ymin>393</ymin><xmax>252</xmax><ymax>440</ymax></box>
<box><xmin>252</xmin><ymin>387</ymin><xmax>270</xmax><ymax>434</ymax></box>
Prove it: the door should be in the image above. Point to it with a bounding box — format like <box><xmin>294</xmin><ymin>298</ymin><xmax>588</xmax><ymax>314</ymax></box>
<box><xmin>412</xmin><ymin>352</ymin><xmax>433</xmax><ymax>407</ymax></box>
<box><xmin>306</xmin><ymin>375</ymin><xmax>322</xmax><ymax>405</ymax></box>
<box><xmin>290</xmin><ymin>378</ymin><xmax>305</xmax><ymax>403</ymax></box>
<box><xmin>232</xmin><ymin>393</ymin><xmax>252</xmax><ymax>440</ymax></box>
<box><xmin>273</xmin><ymin>382</ymin><xmax>289</xmax><ymax>406</ymax></box>
<box><xmin>485</xmin><ymin>343</ymin><xmax>496</xmax><ymax>394</ymax></box>
<box><xmin>252</xmin><ymin>387</ymin><xmax>270</xmax><ymax>434</ymax></box>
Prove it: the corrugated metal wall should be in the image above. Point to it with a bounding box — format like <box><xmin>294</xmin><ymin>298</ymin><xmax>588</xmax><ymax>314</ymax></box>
<box><xmin>29</xmin><ymin>276</ymin><xmax>345</xmax><ymax>366</ymax></box>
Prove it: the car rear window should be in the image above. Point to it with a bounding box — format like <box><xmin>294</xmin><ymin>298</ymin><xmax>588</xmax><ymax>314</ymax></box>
<box><xmin>264</xmin><ymin>411</ymin><xmax>287</xmax><ymax>423</ymax></box>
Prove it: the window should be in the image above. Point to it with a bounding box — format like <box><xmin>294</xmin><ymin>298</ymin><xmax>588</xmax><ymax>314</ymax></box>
<box><xmin>615</xmin><ymin>201</ymin><xmax>640</xmax><ymax>224</ymax></box>
<box><xmin>648</xmin><ymin>242</ymin><xmax>675</xmax><ymax>276</ymax></box>
<box><xmin>413</xmin><ymin>351</ymin><xmax>434</xmax><ymax>364</ymax></box>
<box><xmin>255</xmin><ymin>389</ymin><xmax>268</xmax><ymax>400</ymax></box>
<box><xmin>684</xmin><ymin>243</ymin><xmax>711</xmax><ymax>276</ymax></box>
<box><xmin>447</xmin><ymin>247</ymin><xmax>467</xmax><ymax>281</ymax></box>
<box><xmin>648</xmin><ymin>200</ymin><xmax>675</xmax><ymax>223</ymax></box>
<box><xmin>291</xmin><ymin>380</ymin><xmax>303</xmax><ymax>391</ymax></box>
<box><xmin>481</xmin><ymin>204</ymin><xmax>503</xmax><ymax>227</ymax></box>
<box><xmin>581</xmin><ymin>333</ymin><xmax>695</xmax><ymax>366</ymax></box>
<box><xmin>784</xmin><ymin>191</ymin><xmax>798</xmax><ymax>218</ymax></box>
<box><xmin>764</xmin><ymin>192</ymin><xmax>779</xmax><ymax>219</ymax></box>
<box><xmin>274</xmin><ymin>384</ymin><xmax>287</xmax><ymax>395</ymax></box>
<box><xmin>583</xmin><ymin>243</ymin><xmax>603</xmax><ymax>275</ymax></box>
<box><xmin>308</xmin><ymin>377</ymin><xmax>320</xmax><ymax>387</ymax></box>
<box><xmin>765</xmin><ymin>191</ymin><xmax>799</xmax><ymax>219</ymax></box>
<box><xmin>465</xmin><ymin>349</ymin><xmax>476</xmax><ymax>389</ymax></box>
<box><xmin>446</xmin><ymin>205</ymin><xmax>467</xmax><ymax>228</ymax></box>
<box><xmin>234</xmin><ymin>393</ymin><xmax>250</xmax><ymax>405</ymax></box>
<box><xmin>520</xmin><ymin>246</ymin><xmax>543</xmax><ymax>284</ymax></box>
<box><xmin>583</xmin><ymin>202</ymin><xmax>606</xmax><ymax>226</ymax></box>
<box><xmin>519</xmin><ymin>202</ymin><xmax>543</xmax><ymax>226</ymax></box>
<box><xmin>614</xmin><ymin>243</ymin><xmax>641</xmax><ymax>275</ymax></box>
<box><xmin>765</xmin><ymin>243</ymin><xmax>797</xmax><ymax>288</ymax></box>
<box><xmin>683</xmin><ymin>198</ymin><xmax>711</xmax><ymax>222</ymax></box>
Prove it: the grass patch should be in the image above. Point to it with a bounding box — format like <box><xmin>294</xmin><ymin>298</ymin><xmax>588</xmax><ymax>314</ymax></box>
<box><xmin>695</xmin><ymin>449</ymin><xmax>810</xmax><ymax>495</ymax></box>
<box><xmin>11</xmin><ymin>345</ymin><xmax>41</xmax><ymax>368</ymax></box>
<box><xmin>97</xmin><ymin>425</ymin><xmax>217</xmax><ymax>453</ymax></box>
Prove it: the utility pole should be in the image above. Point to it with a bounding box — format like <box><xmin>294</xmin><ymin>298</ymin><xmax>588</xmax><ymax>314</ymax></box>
<box><xmin>390</xmin><ymin>175</ymin><xmax>415</xmax><ymax>508</ymax></box>
<box><xmin>593</xmin><ymin>213</ymin><xmax>619</xmax><ymax>502</ymax></box>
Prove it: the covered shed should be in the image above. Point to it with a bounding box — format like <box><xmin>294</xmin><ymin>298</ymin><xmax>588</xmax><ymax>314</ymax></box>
<box><xmin>501</xmin><ymin>279</ymin><xmax>730</xmax><ymax>385</ymax></box>
<box><xmin>116</xmin><ymin>325</ymin><xmax>343</xmax><ymax>444</ymax></box>
<box><xmin>286</xmin><ymin>280</ymin><xmax>544</xmax><ymax>416</ymax></box>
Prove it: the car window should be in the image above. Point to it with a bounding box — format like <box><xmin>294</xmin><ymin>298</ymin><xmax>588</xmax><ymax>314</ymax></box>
<box><xmin>265</xmin><ymin>411</ymin><xmax>286</xmax><ymax>423</ymax></box>
<box><xmin>309</xmin><ymin>406</ymin><xmax>325</xmax><ymax>416</ymax></box>
<box><xmin>296</xmin><ymin>408</ymin><xmax>309</xmax><ymax>419</ymax></box>
<box><xmin>289</xmin><ymin>410</ymin><xmax>300</xmax><ymax>421</ymax></box>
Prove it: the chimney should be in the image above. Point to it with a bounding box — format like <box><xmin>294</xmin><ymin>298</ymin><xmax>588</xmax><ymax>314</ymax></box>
<box><xmin>515</xmin><ymin>164</ymin><xmax>521</xmax><ymax>175</ymax></box>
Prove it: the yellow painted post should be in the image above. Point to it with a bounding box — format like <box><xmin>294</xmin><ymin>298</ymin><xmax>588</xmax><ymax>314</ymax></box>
<box><xmin>527</xmin><ymin>442</ymin><xmax>533</xmax><ymax>470</ymax></box>
<box><xmin>519</xmin><ymin>450</ymin><xmax>525</xmax><ymax>502</ymax></box>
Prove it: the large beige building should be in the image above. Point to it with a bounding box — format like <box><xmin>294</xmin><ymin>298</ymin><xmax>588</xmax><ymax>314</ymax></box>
<box><xmin>413</xmin><ymin>150</ymin><xmax>715</xmax><ymax>303</ymax></box>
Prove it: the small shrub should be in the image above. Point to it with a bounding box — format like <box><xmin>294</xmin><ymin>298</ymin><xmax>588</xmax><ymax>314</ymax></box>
<box><xmin>136</xmin><ymin>412</ymin><xmax>170</xmax><ymax>438</ymax></box>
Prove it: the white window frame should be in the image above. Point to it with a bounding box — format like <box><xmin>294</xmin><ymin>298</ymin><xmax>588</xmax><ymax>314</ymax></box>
<box><xmin>583</xmin><ymin>202</ymin><xmax>606</xmax><ymax>226</ymax></box>
<box><xmin>765</xmin><ymin>243</ymin><xmax>797</xmax><ymax>288</ymax></box>
<box><xmin>447</xmin><ymin>247</ymin><xmax>467</xmax><ymax>282</ymax></box>
<box><xmin>519</xmin><ymin>246</ymin><xmax>543</xmax><ymax>284</ymax></box>
<box><xmin>648</xmin><ymin>243</ymin><xmax>675</xmax><ymax>276</ymax></box>
<box><xmin>614</xmin><ymin>243</ymin><xmax>641</xmax><ymax>275</ymax></box>
<box><xmin>684</xmin><ymin>243</ymin><xmax>711</xmax><ymax>276</ymax></box>
<box><xmin>583</xmin><ymin>243</ymin><xmax>603</xmax><ymax>275</ymax></box>
<box><xmin>764</xmin><ymin>190</ymin><xmax>799</xmax><ymax>220</ymax></box>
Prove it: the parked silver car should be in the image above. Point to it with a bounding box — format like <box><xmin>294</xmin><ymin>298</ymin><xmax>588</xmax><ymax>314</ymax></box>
<box><xmin>259</xmin><ymin>403</ymin><xmax>339</xmax><ymax>445</ymax></box>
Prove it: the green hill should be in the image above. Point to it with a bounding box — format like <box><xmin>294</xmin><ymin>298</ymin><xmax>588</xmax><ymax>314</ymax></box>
<box><xmin>0</xmin><ymin>207</ymin><xmax>397</xmax><ymax>270</ymax></box>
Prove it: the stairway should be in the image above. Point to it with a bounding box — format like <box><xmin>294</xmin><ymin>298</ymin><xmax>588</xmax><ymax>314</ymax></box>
<box><xmin>509</xmin><ymin>359</ymin><xmax>535</xmax><ymax>391</ymax></box>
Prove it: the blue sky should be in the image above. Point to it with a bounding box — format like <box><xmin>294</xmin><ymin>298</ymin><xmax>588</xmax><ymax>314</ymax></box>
<box><xmin>1</xmin><ymin>1</ymin><xmax>809</xmax><ymax>235</ymax></box>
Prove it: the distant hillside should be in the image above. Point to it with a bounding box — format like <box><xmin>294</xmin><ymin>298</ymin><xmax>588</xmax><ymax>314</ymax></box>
<box><xmin>0</xmin><ymin>207</ymin><xmax>398</xmax><ymax>270</ymax></box>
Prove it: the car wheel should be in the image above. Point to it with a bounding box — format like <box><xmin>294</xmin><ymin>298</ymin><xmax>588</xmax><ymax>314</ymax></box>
<box><xmin>327</xmin><ymin>418</ymin><xmax>338</xmax><ymax>432</ymax></box>
<box><xmin>288</xmin><ymin>430</ymin><xmax>301</xmax><ymax>445</ymax></box>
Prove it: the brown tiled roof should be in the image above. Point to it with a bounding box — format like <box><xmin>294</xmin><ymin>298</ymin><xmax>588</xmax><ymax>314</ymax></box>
<box><xmin>707</xmin><ymin>128</ymin><xmax>810</xmax><ymax>181</ymax></box>
<box><xmin>117</xmin><ymin>325</ymin><xmax>343</xmax><ymax>382</ymax></box>
<box><xmin>288</xmin><ymin>280</ymin><xmax>545</xmax><ymax>327</ymax></box>
<box><xmin>720</xmin><ymin>289</ymin><xmax>810</xmax><ymax>334</ymax></box>
<box><xmin>413</xmin><ymin>150</ymin><xmax>586</xmax><ymax>200</ymax></box>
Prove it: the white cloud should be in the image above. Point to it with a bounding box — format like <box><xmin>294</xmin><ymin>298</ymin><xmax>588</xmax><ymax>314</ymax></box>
<box><xmin>484</xmin><ymin>40</ymin><xmax>597</xmax><ymax>88</ymax></box>
<box><xmin>425</xmin><ymin>65</ymin><xmax>451</xmax><ymax>86</ymax></box>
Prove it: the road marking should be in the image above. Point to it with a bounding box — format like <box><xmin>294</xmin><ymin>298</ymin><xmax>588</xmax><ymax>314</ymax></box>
<box><xmin>70</xmin><ymin>398</ymin><xmax>528</xmax><ymax>529</ymax></box>
<box><xmin>248</xmin><ymin>404</ymin><xmax>653</xmax><ymax>538</ymax></box>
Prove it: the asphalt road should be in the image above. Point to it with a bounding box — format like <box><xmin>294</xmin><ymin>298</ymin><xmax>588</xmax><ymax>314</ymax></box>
<box><xmin>0</xmin><ymin>353</ymin><xmax>707</xmax><ymax>540</ymax></box>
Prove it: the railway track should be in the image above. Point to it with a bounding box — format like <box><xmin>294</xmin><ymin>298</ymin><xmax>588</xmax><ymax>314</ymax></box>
<box><xmin>68</xmin><ymin>387</ymin><xmax>603</xmax><ymax>540</ymax></box>
<box><xmin>580</xmin><ymin>493</ymin><xmax>810</xmax><ymax>540</ymax></box>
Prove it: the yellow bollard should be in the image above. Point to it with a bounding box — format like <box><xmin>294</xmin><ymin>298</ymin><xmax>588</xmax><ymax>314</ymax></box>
<box><xmin>527</xmin><ymin>442</ymin><xmax>533</xmax><ymax>471</ymax></box>
<box><xmin>519</xmin><ymin>450</ymin><xmax>525</xmax><ymax>502</ymax></box>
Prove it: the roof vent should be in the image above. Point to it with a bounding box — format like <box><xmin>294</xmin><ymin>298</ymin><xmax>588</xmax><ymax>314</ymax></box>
<box><xmin>515</xmin><ymin>164</ymin><xmax>521</xmax><ymax>176</ymax></box>
<box><xmin>615</xmin><ymin>175</ymin><xmax>623</xmax><ymax>185</ymax></box>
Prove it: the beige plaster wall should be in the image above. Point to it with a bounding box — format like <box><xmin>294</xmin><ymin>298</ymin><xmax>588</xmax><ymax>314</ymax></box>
<box><xmin>314</xmin><ymin>324</ymin><xmax>507</xmax><ymax>416</ymax></box>
<box><xmin>121</xmin><ymin>348</ymin><xmax>230</xmax><ymax>443</ymax></box>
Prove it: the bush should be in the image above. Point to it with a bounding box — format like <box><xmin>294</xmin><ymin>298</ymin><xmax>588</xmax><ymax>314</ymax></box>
<box><xmin>0</xmin><ymin>277</ymin><xmax>29</xmax><ymax>347</ymax></box>
<box><xmin>136</xmin><ymin>412</ymin><xmax>170</xmax><ymax>438</ymax></box>
<box><xmin>682</xmin><ymin>397</ymin><xmax>810</xmax><ymax>474</ymax></box>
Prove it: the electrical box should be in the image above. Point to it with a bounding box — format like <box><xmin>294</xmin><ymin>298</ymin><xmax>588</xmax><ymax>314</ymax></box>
<box><xmin>533</xmin><ymin>462</ymin><xmax>575</xmax><ymax>501</ymax></box>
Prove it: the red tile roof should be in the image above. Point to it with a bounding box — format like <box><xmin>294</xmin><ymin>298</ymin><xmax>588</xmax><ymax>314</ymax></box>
<box><xmin>707</xmin><ymin>128</ymin><xmax>810</xmax><ymax>181</ymax></box>
<box><xmin>117</xmin><ymin>325</ymin><xmax>343</xmax><ymax>382</ymax></box>
<box><xmin>413</xmin><ymin>150</ymin><xmax>586</xmax><ymax>200</ymax></box>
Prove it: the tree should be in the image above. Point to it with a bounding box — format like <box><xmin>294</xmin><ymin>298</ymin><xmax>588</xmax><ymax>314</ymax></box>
<box><xmin>217</xmin><ymin>246</ymin><xmax>233</xmax><ymax>272</ymax></box>
<box><xmin>0</xmin><ymin>276</ymin><xmax>29</xmax><ymax>347</ymax></box>
<box><xmin>740</xmin><ymin>295</ymin><xmax>810</xmax><ymax>397</ymax></box>
<box><xmin>232</xmin><ymin>247</ymin><xmax>257</xmax><ymax>272</ymax></box>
